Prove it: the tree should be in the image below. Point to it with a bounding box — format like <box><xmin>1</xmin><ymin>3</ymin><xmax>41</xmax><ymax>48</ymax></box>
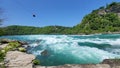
<box><xmin>0</xmin><ymin>8</ymin><xmax>4</xmax><ymax>36</ymax></box>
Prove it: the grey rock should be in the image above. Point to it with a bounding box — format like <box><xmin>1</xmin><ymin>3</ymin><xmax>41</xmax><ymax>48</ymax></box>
<box><xmin>0</xmin><ymin>39</ymin><xmax>12</xmax><ymax>44</ymax></box>
<box><xmin>34</xmin><ymin>64</ymin><xmax>110</xmax><ymax>68</ymax></box>
<box><xmin>41</xmin><ymin>50</ymin><xmax>49</xmax><ymax>56</ymax></box>
<box><xmin>0</xmin><ymin>44</ymin><xmax>8</xmax><ymax>49</ymax></box>
<box><xmin>5</xmin><ymin>51</ymin><xmax>35</xmax><ymax>68</ymax></box>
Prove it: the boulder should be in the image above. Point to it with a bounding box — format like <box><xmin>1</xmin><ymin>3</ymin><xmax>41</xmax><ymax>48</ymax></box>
<box><xmin>0</xmin><ymin>44</ymin><xmax>8</xmax><ymax>49</ymax></box>
<box><xmin>0</xmin><ymin>39</ymin><xmax>12</xmax><ymax>44</ymax></box>
<box><xmin>0</xmin><ymin>38</ymin><xmax>28</xmax><ymax>45</ymax></box>
<box><xmin>5</xmin><ymin>51</ymin><xmax>35</xmax><ymax>68</ymax></box>
<box><xmin>41</xmin><ymin>50</ymin><xmax>49</xmax><ymax>56</ymax></box>
<box><xmin>17</xmin><ymin>41</ymin><xmax>28</xmax><ymax>45</ymax></box>
<box><xmin>102</xmin><ymin>59</ymin><xmax>120</xmax><ymax>66</ymax></box>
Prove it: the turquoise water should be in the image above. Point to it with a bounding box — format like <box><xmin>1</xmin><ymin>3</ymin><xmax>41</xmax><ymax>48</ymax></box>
<box><xmin>1</xmin><ymin>34</ymin><xmax>120</xmax><ymax>66</ymax></box>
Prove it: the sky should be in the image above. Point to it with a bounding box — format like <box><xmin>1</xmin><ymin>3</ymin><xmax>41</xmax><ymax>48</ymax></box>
<box><xmin>0</xmin><ymin>0</ymin><xmax>120</xmax><ymax>27</ymax></box>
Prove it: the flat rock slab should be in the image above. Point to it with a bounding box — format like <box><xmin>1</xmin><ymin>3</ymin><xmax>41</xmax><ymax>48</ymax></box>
<box><xmin>5</xmin><ymin>51</ymin><xmax>35</xmax><ymax>68</ymax></box>
<box><xmin>35</xmin><ymin>64</ymin><xmax>111</xmax><ymax>68</ymax></box>
<box><xmin>0</xmin><ymin>44</ymin><xmax>8</xmax><ymax>49</ymax></box>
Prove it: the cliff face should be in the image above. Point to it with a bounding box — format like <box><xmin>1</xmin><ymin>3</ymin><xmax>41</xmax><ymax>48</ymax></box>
<box><xmin>97</xmin><ymin>2</ymin><xmax>120</xmax><ymax>17</ymax></box>
<box><xmin>102</xmin><ymin>2</ymin><xmax>120</xmax><ymax>18</ymax></box>
<box><xmin>105</xmin><ymin>2</ymin><xmax>120</xmax><ymax>13</ymax></box>
<box><xmin>99</xmin><ymin>2</ymin><xmax>120</xmax><ymax>22</ymax></box>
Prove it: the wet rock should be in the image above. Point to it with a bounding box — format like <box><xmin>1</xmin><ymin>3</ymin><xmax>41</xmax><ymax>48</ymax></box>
<box><xmin>18</xmin><ymin>41</ymin><xmax>28</xmax><ymax>45</ymax></box>
<box><xmin>5</xmin><ymin>51</ymin><xmax>35</xmax><ymax>68</ymax></box>
<box><xmin>0</xmin><ymin>38</ymin><xmax>28</xmax><ymax>45</ymax></box>
<box><xmin>35</xmin><ymin>40</ymin><xmax>42</xmax><ymax>44</ymax></box>
<box><xmin>35</xmin><ymin>64</ymin><xmax>110</xmax><ymax>68</ymax></box>
<box><xmin>35</xmin><ymin>66</ymin><xmax>46</xmax><ymax>68</ymax></box>
<box><xmin>102</xmin><ymin>59</ymin><xmax>120</xmax><ymax>66</ymax></box>
<box><xmin>0</xmin><ymin>39</ymin><xmax>12</xmax><ymax>44</ymax></box>
<box><xmin>41</xmin><ymin>50</ymin><xmax>49</xmax><ymax>56</ymax></box>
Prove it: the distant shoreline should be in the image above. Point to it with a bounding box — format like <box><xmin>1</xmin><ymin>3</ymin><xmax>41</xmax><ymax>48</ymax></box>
<box><xmin>1</xmin><ymin>32</ymin><xmax>120</xmax><ymax>36</ymax></box>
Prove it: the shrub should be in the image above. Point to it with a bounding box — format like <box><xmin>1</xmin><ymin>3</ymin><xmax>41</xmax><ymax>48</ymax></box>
<box><xmin>33</xmin><ymin>59</ymin><xmax>40</xmax><ymax>65</ymax></box>
<box><xmin>0</xmin><ymin>50</ymin><xmax>5</xmax><ymax>62</ymax></box>
<box><xmin>0</xmin><ymin>41</ymin><xmax>21</xmax><ymax>63</ymax></box>
<box><xmin>0</xmin><ymin>64</ymin><xmax>5</xmax><ymax>68</ymax></box>
<box><xmin>8</xmin><ymin>41</ymin><xmax>20</xmax><ymax>48</ymax></box>
<box><xmin>3</xmin><ymin>41</ymin><xmax>21</xmax><ymax>53</ymax></box>
<box><xmin>18</xmin><ymin>47</ymin><xmax>26</xmax><ymax>52</ymax></box>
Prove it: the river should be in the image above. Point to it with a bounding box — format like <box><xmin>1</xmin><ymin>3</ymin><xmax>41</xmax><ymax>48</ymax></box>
<box><xmin>0</xmin><ymin>34</ymin><xmax>120</xmax><ymax>66</ymax></box>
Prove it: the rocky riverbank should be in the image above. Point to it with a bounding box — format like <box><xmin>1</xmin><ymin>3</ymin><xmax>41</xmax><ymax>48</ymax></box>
<box><xmin>0</xmin><ymin>39</ymin><xmax>120</xmax><ymax>68</ymax></box>
<box><xmin>5</xmin><ymin>51</ymin><xmax>35</xmax><ymax>68</ymax></box>
<box><xmin>0</xmin><ymin>38</ymin><xmax>36</xmax><ymax>68</ymax></box>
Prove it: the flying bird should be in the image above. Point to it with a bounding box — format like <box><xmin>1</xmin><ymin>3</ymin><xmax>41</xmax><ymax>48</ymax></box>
<box><xmin>33</xmin><ymin>14</ymin><xmax>36</xmax><ymax>17</ymax></box>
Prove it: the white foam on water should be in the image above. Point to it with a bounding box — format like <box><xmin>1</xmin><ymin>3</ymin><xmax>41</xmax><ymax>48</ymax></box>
<box><xmin>71</xmin><ymin>38</ymin><xmax>120</xmax><ymax>47</ymax></box>
<box><xmin>1</xmin><ymin>34</ymin><xmax>120</xmax><ymax>65</ymax></box>
<box><xmin>29</xmin><ymin>36</ymin><xmax>119</xmax><ymax>64</ymax></box>
<box><xmin>32</xmin><ymin>50</ymin><xmax>44</xmax><ymax>56</ymax></box>
<box><xmin>29</xmin><ymin>43</ymin><xmax>39</xmax><ymax>47</ymax></box>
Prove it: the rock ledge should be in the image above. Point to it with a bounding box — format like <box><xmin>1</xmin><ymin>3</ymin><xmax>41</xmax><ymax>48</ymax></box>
<box><xmin>5</xmin><ymin>51</ymin><xmax>35</xmax><ymax>68</ymax></box>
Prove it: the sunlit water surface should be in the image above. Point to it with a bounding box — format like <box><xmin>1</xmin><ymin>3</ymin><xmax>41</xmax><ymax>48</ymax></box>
<box><xmin>1</xmin><ymin>34</ymin><xmax>120</xmax><ymax>66</ymax></box>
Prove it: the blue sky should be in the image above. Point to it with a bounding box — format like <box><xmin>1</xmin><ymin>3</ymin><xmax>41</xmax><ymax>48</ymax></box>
<box><xmin>0</xmin><ymin>0</ymin><xmax>120</xmax><ymax>27</ymax></box>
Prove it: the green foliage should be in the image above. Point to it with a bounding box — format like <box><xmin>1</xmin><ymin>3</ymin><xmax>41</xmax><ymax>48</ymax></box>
<box><xmin>18</xmin><ymin>47</ymin><xmax>26</xmax><ymax>52</ymax></box>
<box><xmin>0</xmin><ymin>64</ymin><xmax>5</xmax><ymax>68</ymax></box>
<box><xmin>0</xmin><ymin>8</ymin><xmax>4</xmax><ymax>36</ymax></box>
<box><xmin>106</xmin><ymin>2</ymin><xmax>119</xmax><ymax>9</ymax></box>
<box><xmin>0</xmin><ymin>50</ymin><xmax>5</xmax><ymax>62</ymax></box>
<box><xmin>0</xmin><ymin>41</ymin><xmax>21</xmax><ymax>62</ymax></box>
<box><xmin>73</xmin><ymin>2</ymin><xmax>120</xmax><ymax>34</ymax></box>
<box><xmin>33</xmin><ymin>59</ymin><xmax>40</xmax><ymax>65</ymax></box>
<box><xmin>99</xmin><ymin>6</ymin><xmax>105</xmax><ymax>9</ymax></box>
<box><xmin>114</xmin><ymin>57</ymin><xmax>120</xmax><ymax>60</ymax></box>
<box><xmin>3</xmin><ymin>25</ymin><xmax>71</xmax><ymax>35</ymax></box>
<box><xmin>0</xmin><ymin>28</ymin><xmax>4</xmax><ymax>36</ymax></box>
<box><xmin>109</xmin><ymin>57</ymin><xmax>120</xmax><ymax>63</ymax></box>
<box><xmin>3</xmin><ymin>41</ymin><xmax>20</xmax><ymax>53</ymax></box>
<box><xmin>8</xmin><ymin>41</ymin><xmax>20</xmax><ymax>47</ymax></box>
<box><xmin>106</xmin><ymin>2</ymin><xmax>120</xmax><ymax>13</ymax></box>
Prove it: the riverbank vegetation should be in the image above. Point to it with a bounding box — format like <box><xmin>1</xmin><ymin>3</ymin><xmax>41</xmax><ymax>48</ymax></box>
<box><xmin>2</xmin><ymin>25</ymin><xmax>71</xmax><ymax>35</ymax></box>
<box><xmin>0</xmin><ymin>41</ymin><xmax>21</xmax><ymax>62</ymax></box>
<box><xmin>0</xmin><ymin>39</ymin><xmax>40</xmax><ymax>67</ymax></box>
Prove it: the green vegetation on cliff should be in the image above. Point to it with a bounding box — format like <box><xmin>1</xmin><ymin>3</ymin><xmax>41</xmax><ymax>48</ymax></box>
<box><xmin>73</xmin><ymin>2</ymin><xmax>120</xmax><ymax>34</ymax></box>
<box><xmin>1</xmin><ymin>2</ymin><xmax>120</xmax><ymax>35</ymax></box>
